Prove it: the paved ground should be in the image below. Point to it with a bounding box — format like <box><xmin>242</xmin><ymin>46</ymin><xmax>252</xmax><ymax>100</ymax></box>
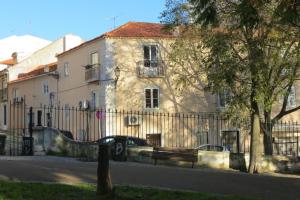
<box><xmin>0</xmin><ymin>156</ymin><xmax>300</xmax><ymax>200</ymax></box>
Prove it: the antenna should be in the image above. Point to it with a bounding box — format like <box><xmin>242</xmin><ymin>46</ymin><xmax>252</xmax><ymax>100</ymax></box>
<box><xmin>105</xmin><ymin>16</ymin><xmax>119</xmax><ymax>30</ymax></box>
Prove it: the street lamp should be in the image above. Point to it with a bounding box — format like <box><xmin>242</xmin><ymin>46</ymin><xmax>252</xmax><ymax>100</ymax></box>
<box><xmin>114</xmin><ymin>66</ymin><xmax>120</xmax><ymax>87</ymax></box>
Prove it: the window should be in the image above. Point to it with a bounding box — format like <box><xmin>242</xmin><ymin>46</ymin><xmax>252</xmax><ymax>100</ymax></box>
<box><xmin>218</xmin><ymin>90</ymin><xmax>230</xmax><ymax>108</ymax></box>
<box><xmin>3</xmin><ymin>104</ymin><xmax>6</xmax><ymax>126</ymax></box>
<box><xmin>99</xmin><ymin>137</ymin><xmax>115</xmax><ymax>145</ymax></box>
<box><xmin>91</xmin><ymin>91</ymin><xmax>99</xmax><ymax>109</ymax></box>
<box><xmin>64</xmin><ymin>62</ymin><xmax>69</xmax><ymax>77</ymax></box>
<box><xmin>287</xmin><ymin>86</ymin><xmax>296</xmax><ymax>108</ymax></box>
<box><xmin>37</xmin><ymin>110</ymin><xmax>42</xmax><ymax>126</ymax></box>
<box><xmin>12</xmin><ymin>88</ymin><xmax>18</xmax><ymax>99</ymax></box>
<box><xmin>145</xmin><ymin>88</ymin><xmax>159</xmax><ymax>109</ymax></box>
<box><xmin>90</xmin><ymin>52</ymin><xmax>99</xmax><ymax>66</ymax></box>
<box><xmin>42</xmin><ymin>81</ymin><xmax>49</xmax><ymax>95</ymax></box>
<box><xmin>144</xmin><ymin>45</ymin><xmax>158</xmax><ymax>67</ymax></box>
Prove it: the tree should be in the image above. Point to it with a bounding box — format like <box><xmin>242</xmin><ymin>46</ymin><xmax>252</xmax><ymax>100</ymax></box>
<box><xmin>161</xmin><ymin>0</ymin><xmax>300</xmax><ymax>173</ymax></box>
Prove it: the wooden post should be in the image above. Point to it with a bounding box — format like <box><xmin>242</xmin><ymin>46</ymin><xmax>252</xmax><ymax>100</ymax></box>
<box><xmin>97</xmin><ymin>144</ymin><xmax>112</xmax><ymax>195</ymax></box>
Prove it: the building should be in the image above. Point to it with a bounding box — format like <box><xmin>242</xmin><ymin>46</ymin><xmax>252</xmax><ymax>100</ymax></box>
<box><xmin>4</xmin><ymin>22</ymin><xmax>299</xmax><ymax>155</ymax></box>
<box><xmin>56</xmin><ymin>22</ymin><xmax>215</xmax><ymax>113</ymax></box>
<box><xmin>0</xmin><ymin>35</ymin><xmax>51</xmax><ymax>131</ymax></box>
<box><xmin>5</xmin><ymin>34</ymin><xmax>84</xmax><ymax>131</ymax></box>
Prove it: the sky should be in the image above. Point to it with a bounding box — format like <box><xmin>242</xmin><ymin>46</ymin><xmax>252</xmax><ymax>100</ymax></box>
<box><xmin>0</xmin><ymin>0</ymin><xmax>166</xmax><ymax>41</ymax></box>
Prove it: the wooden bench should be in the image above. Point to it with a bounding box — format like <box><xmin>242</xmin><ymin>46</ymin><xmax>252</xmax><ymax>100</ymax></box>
<box><xmin>152</xmin><ymin>147</ymin><xmax>198</xmax><ymax>168</ymax></box>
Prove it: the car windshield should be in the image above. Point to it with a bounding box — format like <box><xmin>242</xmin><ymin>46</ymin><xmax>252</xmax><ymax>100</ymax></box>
<box><xmin>128</xmin><ymin>137</ymin><xmax>148</xmax><ymax>146</ymax></box>
<box><xmin>99</xmin><ymin>137</ymin><xmax>115</xmax><ymax>145</ymax></box>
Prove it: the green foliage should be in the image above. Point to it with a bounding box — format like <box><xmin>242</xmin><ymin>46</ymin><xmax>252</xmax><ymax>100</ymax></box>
<box><xmin>162</xmin><ymin>0</ymin><xmax>300</xmax><ymax>156</ymax></box>
<box><xmin>160</xmin><ymin>0</ymin><xmax>191</xmax><ymax>25</ymax></box>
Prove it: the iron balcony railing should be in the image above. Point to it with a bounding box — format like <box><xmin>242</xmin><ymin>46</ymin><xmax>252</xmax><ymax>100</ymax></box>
<box><xmin>85</xmin><ymin>64</ymin><xmax>100</xmax><ymax>83</ymax></box>
<box><xmin>137</xmin><ymin>60</ymin><xmax>165</xmax><ymax>78</ymax></box>
<box><xmin>0</xmin><ymin>88</ymin><xmax>7</xmax><ymax>101</ymax></box>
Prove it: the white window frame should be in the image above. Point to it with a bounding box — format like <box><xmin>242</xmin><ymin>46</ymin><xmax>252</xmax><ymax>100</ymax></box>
<box><xmin>143</xmin><ymin>45</ymin><xmax>159</xmax><ymax>68</ymax></box>
<box><xmin>64</xmin><ymin>62</ymin><xmax>69</xmax><ymax>77</ymax></box>
<box><xmin>217</xmin><ymin>90</ymin><xmax>230</xmax><ymax>108</ymax></box>
<box><xmin>42</xmin><ymin>81</ymin><xmax>49</xmax><ymax>95</ymax></box>
<box><xmin>12</xmin><ymin>88</ymin><xmax>18</xmax><ymax>99</ymax></box>
<box><xmin>144</xmin><ymin>88</ymin><xmax>160</xmax><ymax>109</ymax></box>
<box><xmin>287</xmin><ymin>85</ymin><xmax>297</xmax><ymax>108</ymax></box>
<box><xmin>90</xmin><ymin>51</ymin><xmax>99</xmax><ymax>66</ymax></box>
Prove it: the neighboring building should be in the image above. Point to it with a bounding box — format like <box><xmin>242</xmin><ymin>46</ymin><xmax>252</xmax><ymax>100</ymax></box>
<box><xmin>8</xmin><ymin>62</ymin><xmax>58</xmax><ymax>127</ymax></box>
<box><xmin>0</xmin><ymin>35</ymin><xmax>51</xmax><ymax>65</ymax></box>
<box><xmin>0</xmin><ymin>34</ymin><xmax>50</xmax><ymax>131</ymax></box>
<box><xmin>5</xmin><ymin>34</ymin><xmax>84</xmax><ymax>130</ymax></box>
<box><xmin>0</xmin><ymin>56</ymin><xmax>16</xmax><ymax>130</ymax></box>
<box><xmin>8</xmin><ymin>34</ymin><xmax>84</xmax><ymax>82</ymax></box>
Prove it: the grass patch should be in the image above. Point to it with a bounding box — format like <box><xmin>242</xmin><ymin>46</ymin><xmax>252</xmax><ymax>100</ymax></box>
<box><xmin>0</xmin><ymin>180</ymin><xmax>261</xmax><ymax>200</ymax></box>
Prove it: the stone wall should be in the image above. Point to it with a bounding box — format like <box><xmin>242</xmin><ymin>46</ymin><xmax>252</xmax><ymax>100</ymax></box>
<box><xmin>33</xmin><ymin>127</ymin><xmax>98</xmax><ymax>160</ymax></box>
<box><xmin>31</xmin><ymin>127</ymin><xmax>299</xmax><ymax>173</ymax></box>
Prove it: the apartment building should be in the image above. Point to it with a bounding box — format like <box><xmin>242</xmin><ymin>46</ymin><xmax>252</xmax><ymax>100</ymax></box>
<box><xmin>5</xmin><ymin>35</ymin><xmax>84</xmax><ymax>130</ymax></box>
<box><xmin>56</xmin><ymin>22</ymin><xmax>215</xmax><ymax>113</ymax></box>
<box><xmin>0</xmin><ymin>35</ymin><xmax>51</xmax><ymax>131</ymax></box>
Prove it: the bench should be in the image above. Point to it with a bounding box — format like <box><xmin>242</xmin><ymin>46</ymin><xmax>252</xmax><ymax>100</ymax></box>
<box><xmin>152</xmin><ymin>147</ymin><xmax>198</xmax><ymax>168</ymax></box>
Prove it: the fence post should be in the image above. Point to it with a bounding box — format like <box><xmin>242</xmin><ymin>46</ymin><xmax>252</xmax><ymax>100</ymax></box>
<box><xmin>29</xmin><ymin>107</ymin><xmax>33</xmax><ymax>155</ymax></box>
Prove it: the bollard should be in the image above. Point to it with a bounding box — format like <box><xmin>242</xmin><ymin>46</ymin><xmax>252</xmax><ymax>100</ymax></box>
<box><xmin>97</xmin><ymin>144</ymin><xmax>113</xmax><ymax>195</ymax></box>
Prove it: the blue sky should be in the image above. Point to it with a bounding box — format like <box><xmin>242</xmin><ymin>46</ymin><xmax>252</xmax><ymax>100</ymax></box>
<box><xmin>1</xmin><ymin>0</ymin><xmax>165</xmax><ymax>41</ymax></box>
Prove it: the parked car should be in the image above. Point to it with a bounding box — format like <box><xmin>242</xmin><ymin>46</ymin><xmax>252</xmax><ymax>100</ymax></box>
<box><xmin>97</xmin><ymin>136</ymin><xmax>149</xmax><ymax>147</ymax></box>
<box><xmin>97</xmin><ymin>136</ymin><xmax>150</xmax><ymax>161</ymax></box>
<box><xmin>195</xmin><ymin>144</ymin><xmax>229</xmax><ymax>152</ymax></box>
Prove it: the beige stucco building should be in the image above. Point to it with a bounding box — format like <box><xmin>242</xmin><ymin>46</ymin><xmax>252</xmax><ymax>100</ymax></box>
<box><xmin>2</xmin><ymin>22</ymin><xmax>299</xmax><ymax>154</ymax></box>
<box><xmin>56</xmin><ymin>22</ymin><xmax>215</xmax><ymax>113</ymax></box>
<box><xmin>4</xmin><ymin>35</ymin><xmax>83</xmax><ymax>131</ymax></box>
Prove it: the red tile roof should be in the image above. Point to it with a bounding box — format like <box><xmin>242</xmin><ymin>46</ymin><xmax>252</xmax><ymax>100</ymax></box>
<box><xmin>11</xmin><ymin>62</ymin><xmax>57</xmax><ymax>83</ymax></box>
<box><xmin>104</xmin><ymin>22</ymin><xmax>175</xmax><ymax>38</ymax></box>
<box><xmin>0</xmin><ymin>58</ymin><xmax>14</xmax><ymax>65</ymax></box>
<box><xmin>57</xmin><ymin>22</ymin><xmax>175</xmax><ymax>57</ymax></box>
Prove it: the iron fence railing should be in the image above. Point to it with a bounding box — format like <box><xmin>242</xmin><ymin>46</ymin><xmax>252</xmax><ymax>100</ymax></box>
<box><xmin>137</xmin><ymin>60</ymin><xmax>165</xmax><ymax>78</ymax></box>
<box><xmin>5</xmin><ymin>100</ymin><xmax>300</xmax><ymax>157</ymax></box>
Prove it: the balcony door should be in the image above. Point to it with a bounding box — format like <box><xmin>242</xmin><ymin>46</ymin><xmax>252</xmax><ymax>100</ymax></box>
<box><xmin>144</xmin><ymin>45</ymin><xmax>158</xmax><ymax>68</ymax></box>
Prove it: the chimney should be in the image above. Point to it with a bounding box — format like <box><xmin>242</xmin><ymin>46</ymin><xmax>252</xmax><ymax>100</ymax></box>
<box><xmin>11</xmin><ymin>52</ymin><xmax>18</xmax><ymax>64</ymax></box>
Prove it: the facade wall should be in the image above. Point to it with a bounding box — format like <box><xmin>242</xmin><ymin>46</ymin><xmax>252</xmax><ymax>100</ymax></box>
<box><xmin>7</xmin><ymin>75</ymin><xmax>58</xmax><ymax>128</ymax></box>
<box><xmin>110</xmin><ymin>37</ymin><xmax>215</xmax><ymax>113</ymax></box>
<box><xmin>56</xmin><ymin>38</ymin><xmax>107</xmax><ymax>108</ymax></box>
<box><xmin>8</xmin><ymin>35</ymin><xmax>83</xmax><ymax>82</ymax></box>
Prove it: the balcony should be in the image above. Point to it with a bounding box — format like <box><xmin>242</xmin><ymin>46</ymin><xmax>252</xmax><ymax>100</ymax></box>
<box><xmin>137</xmin><ymin>60</ymin><xmax>165</xmax><ymax>78</ymax></box>
<box><xmin>0</xmin><ymin>88</ymin><xmax>7</xmax><ymax>102</ymax></box>
<box><xmin>85</xmin><ymin>64</ymin><xmax>100</xmax><ymax>83</ymax></box>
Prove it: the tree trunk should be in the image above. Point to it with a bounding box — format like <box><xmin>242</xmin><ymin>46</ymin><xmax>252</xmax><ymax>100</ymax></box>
<box><xmin>248</xmin><ymin>83</ymin><xmax>261</xmax><ymax>174</ymax></box>
<box><xmin>263</xmin><ymin>124</ymin><xmax>273</xmax><ymax>155</ymax></box>
<box><xmin>97</xmin><ymin>144</ymin><xmax>113</xmax><ymax>195</ymax></box>
<box><xmin>248</xmin><ymin>111</ymin><xmax>261</xmax><ymax>173</ymax></box>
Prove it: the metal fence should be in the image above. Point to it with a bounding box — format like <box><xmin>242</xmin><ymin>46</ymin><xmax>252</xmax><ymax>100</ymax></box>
<box><xmin>272</xmin><ymin>121</ymin><xmax>300</xmax><ymax>157</ymax></box>
<box><xmin>5</xmin><ymin>100</ymin><xmax>300</xmax><ymax>157</ymax></box>
<box><xmin>35</xmin><ymin>105</ymin><xmax>238</xmax><ymax>148</ymax></box>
